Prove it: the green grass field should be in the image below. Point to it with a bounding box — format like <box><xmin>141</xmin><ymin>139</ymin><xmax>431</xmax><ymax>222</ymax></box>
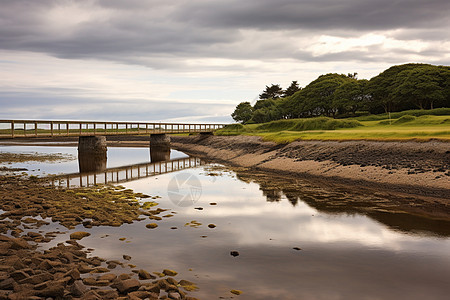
<box><xmin>216</xmin><ymin>108</ymin><xmax>450</xmax><ymax>143</ymax></box>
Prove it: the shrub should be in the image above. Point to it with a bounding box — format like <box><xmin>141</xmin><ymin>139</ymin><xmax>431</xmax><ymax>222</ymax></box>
<box><xmin>255</xmin><ymin>117</ymin><xmax>362</xmax><ymax>132</ymax></box>
<box><xmin>393</xmin><ymin>115</ymin><xmax>416</xmax><ymax>124</ymax></box>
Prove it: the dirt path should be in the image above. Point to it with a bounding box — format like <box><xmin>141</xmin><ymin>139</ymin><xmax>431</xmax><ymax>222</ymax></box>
<box><xmin>171</xmin><ymin>135</ymin><xmax>450</xmax><ymax>201</ymax></box>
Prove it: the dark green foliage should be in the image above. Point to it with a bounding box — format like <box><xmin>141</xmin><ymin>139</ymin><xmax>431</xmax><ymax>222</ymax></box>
<box><xmin>290</xmin><ymin>73</ymin><xmax>354</xmax><ymax>118</ymax></box>
<box><xmin>367</xmin><ymin>63</ymin><xmax>450</xmax><ymax>113</ymax></box>
<box><xmin>259</xmin><ymin>84</ymin><xmax>284</xmax><ymax>100</ymax></box>
<box><xmin>232</xmin><ymin>63</ymin><xmax>450</xmax><ymax>124</ymax></box>
<box><xmin>231</xmin><ymin>102</ymin><xmax>253</xmax><ymax>123</ymax></box>
<box><xmin>283</xmin><ymin>81</ymin><xmax>301</xmax><ymax>97</ymax></box>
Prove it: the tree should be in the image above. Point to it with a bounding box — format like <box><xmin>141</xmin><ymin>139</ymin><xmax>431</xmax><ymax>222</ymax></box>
<box><xmin>254</xmin><ymin>99</ymin><xmax>276</xmax><ymax>110</ymax></box>
<box><xmin>333</xmin><ymin>79</ymin><xmax>369</xmax><ymax>115</ymax></box>
<box><xmin>259</xmin><ymin>84</ymin><xmax>284</xmax><ymax>99</ymax></box>
<box><xmin>393</xmin><ymin>66</ymin><xmax>449</xmax><ymax>109</ymax></box>
<box><xmin>367</xmin><ymin>63</ymin><xmax>450</xmax><ymax>113</ymax></box>
<box><xmin>292</xmin><ymin>74</ymin><xmax>350</xmax><ymax>117</ymax></box>
<box><xmin>231</xmin><ymin>102</ymin><xmax>253</xmax><ymax>123</ymax></box>
<box><xmin>283</xmin><ymin>81</ymin><xmax>301</xmax><ymax>97</ymax></box>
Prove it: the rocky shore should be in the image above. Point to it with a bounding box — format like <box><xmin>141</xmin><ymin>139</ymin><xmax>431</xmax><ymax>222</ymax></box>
<box><xmin>171</xmin><ymin>135</ymin><xmax>450</xmax><ymax>202</ymax></box>
<box><xmin>0</xmin><ymin>175</ymin><xmax>198</xmax><ymax>300</ymax></box>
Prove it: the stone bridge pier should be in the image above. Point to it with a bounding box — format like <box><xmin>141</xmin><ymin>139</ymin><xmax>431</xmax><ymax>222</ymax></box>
<box><xmin>78</xmin><ymin>136</ymin><xmax>107</xmax><ymax>173</ymax></box>
<box><xmin>150</xmin><ymin>134</ymin><xmax>171</xmax><ymax>162</ymax></box>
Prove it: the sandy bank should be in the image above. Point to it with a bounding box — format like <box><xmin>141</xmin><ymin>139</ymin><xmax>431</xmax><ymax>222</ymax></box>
<box><xmin>171</xmin><ymin>135</ymin><xmax>450</xmax><ymax>201</ymax></box>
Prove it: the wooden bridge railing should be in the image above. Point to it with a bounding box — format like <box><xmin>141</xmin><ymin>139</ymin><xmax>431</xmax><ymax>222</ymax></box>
<box><xmin>0</xmin><ymin>120</ymin><xmax>227</xmax><ymax>138</ymax></box>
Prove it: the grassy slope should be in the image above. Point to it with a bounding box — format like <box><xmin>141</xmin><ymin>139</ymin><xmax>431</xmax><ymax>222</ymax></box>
<box><xmin>216</xmin><ymin>109</ymin><xmax>450</xmax><ymax>143</ymax></box>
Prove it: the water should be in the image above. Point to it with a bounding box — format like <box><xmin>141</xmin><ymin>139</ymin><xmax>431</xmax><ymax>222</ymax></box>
<box><xmin>0</xmin><ymin>145</ymin><xmax>188</xmax><ymax>176</ymax></box>
<box><xmin>1</xmin><ymin>145</ymin><xmax>449</xmax><ymax>299</ymax></box>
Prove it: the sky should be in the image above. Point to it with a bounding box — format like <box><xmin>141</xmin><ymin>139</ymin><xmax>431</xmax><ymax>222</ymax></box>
<box><xmin>0</xmin><ymin>0</ymin><xmax>449</xmax><ymax>123</ymax></box>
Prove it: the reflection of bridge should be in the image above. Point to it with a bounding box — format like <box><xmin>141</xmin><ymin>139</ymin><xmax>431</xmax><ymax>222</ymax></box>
<box><xmin>49</xmin><ymin>156</ymin><xmax>203</xmax><ymax>188</ymax></box>
<box><xmin>0</xmin><ymin>120</ymin><xmax>226</xmax><ymax>138</ymax></box>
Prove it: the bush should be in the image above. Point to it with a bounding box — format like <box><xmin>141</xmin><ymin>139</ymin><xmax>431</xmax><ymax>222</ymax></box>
<box><xmin>393</xmin><ymin>115</ymin><xmax>416</xmax><ymax>124</ymax></box>
<box><xmin>356</xmin><ymin>108</ymin><xmax>450</xmax><ymax>121</ymax></box>
<box><xmin>255</xmin><ymin>117</ymin><xmax>362</xmax><ymax>132</ymax></box>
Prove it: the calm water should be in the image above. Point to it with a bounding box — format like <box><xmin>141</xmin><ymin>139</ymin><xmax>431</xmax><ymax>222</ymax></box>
<box><xmin>1</xmin><ymin>145</ymin><xmax>449</xmax><ymax>300</ymax></box>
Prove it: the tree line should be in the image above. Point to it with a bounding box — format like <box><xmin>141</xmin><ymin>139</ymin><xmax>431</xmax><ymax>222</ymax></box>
<box><xmin>232</xmin><ymin>63</ymin><xmax>450</xmax><ymax>123</ymax></box>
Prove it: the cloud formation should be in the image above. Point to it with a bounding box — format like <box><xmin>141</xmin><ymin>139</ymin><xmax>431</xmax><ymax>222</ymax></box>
<box><xmin>0</xmin><ymin>0</ymin><xmax>448</xmax><ymax>121</ymax></box>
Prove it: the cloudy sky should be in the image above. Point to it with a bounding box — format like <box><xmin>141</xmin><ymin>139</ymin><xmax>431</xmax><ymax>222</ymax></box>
<box><xmin>1</xmin><ymin>0</ymin><xmax>449</xmax><ymax>123</ymax></box>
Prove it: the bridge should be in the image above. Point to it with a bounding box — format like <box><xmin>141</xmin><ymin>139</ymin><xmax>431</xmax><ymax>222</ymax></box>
<box><xmin>0</xmin><ymin>119</ymin><xmax>226</xmax><ymax>138</ymax></box>
<box><xmin>0</xmin><ymin>119</ymin><xmax>227</xmax><ymax>156</ymax></box>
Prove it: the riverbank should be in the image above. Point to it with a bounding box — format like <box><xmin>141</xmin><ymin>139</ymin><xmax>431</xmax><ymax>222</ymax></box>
<box><xmin>171</xmin><ymin>135</ymin><xmax>450</xmax><ymax>202</ymax></box>
<box><xmin>0</xmin><ymin>175</ymin><xmax>198</xmax><ymax>299</ymax></box>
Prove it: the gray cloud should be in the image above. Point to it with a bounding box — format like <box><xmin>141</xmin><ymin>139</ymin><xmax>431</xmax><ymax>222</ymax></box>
<box><xmin>0</xmin><ymin>0</ymin><xmax>448</xmax><ymax>69</ymax></box>
<box><xmin>174</xmin><ymin>0</ymin><xmax>450</xmax><ymax>31</ymax></box>
<box><xmin>0</xmin><ymin>91</ymin><xmax>234</xmax><ymax>123</ymax></box>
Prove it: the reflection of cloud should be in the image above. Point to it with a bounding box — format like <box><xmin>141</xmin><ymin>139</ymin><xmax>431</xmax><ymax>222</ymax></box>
<box><xmin>124</xmin><ymin>166</ymin><xmax>450</xmax><ymax>256</ymax></box>
<box><xmin>115</xmin><ymin>163</ymin><xmax>450</xmax><ymax>299</ymax></box>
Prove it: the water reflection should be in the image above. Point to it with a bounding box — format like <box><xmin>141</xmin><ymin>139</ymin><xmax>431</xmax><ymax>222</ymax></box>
<box><xmin>78</xmin><ymin>152</ymin><xmax>107</xmax><ymax>173</ymax></box>
<box><xmin>88</xmin><ymin>165</ymin><xmax>450</xmax><ymax>300</ymax></box>
<box><xmin>4</xmin><ymin>144</ymin><xmax>448</xmax><ymax>299</ymax></box>
<box><xmin>237</xmin><ymin>170</ymin><xmax>450</xmax><ymax>237</ymax></box>
<box><xmin>78</xmin><ymin>145</ymin><xmax>172</xmax><ymax>173</ymax></box>
<box><xmin>150</xmin><ymin>145</ymin><xmax>170</xmax><ymax>162</ymax></box>
<box><xmin>53</xmin><ymin>157</ymin><xmax>203</xmax><ymax>188</ymax></box>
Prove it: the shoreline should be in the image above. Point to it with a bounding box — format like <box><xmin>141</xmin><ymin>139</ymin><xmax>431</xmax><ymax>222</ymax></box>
<box><xmin>171</xmin><ymin>135</ymin><xmax>450</xmax><ymax>202</ymax></box>
<box><xmin>2</xmin><ymin>135</ymin><xmax>449</xmax><ymax>201</ymax></box>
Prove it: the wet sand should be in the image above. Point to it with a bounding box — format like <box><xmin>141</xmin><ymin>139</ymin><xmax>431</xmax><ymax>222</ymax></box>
<box><xmin>171</xmin><ymin>135</ymin><xmax>450</xmax><ymax>203</ymax></box>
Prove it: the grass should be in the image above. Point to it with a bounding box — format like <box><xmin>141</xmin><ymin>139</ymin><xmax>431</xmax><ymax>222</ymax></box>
<box><xmin>216</xmin><ymin>112</ymin><xmax>450</xmax><ymax>143</ymax></box>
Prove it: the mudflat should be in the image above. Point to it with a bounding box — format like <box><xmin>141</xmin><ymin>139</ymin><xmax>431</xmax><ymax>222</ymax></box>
<box><xmin>171</xmin><ymin>135</ymin><xmax>450</xmax><ymax>203</ymax></box>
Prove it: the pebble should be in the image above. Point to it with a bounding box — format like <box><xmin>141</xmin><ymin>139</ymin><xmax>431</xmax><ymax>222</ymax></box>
<box><xmin>146</xmin><ymin>223</ymin><xmax>158</xmax><ymax>229</ymax></box>
<box><xmin>230</xmin><ymin>251</ymin><xmax>239</xmax><ymax>257</ymax></box>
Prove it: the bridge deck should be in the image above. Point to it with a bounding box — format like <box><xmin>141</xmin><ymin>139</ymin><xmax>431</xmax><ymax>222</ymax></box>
<box><xmin>0</xmin><ymin>120</ymin><xmax>226</xmax><ymax>138</ymax></box>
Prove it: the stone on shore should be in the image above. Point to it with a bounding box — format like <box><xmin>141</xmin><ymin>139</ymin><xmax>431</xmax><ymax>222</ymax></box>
<box><xmin>69</xmin><ymin>231</ymin><xmax>91</xmax><ymax>240</ymax></box>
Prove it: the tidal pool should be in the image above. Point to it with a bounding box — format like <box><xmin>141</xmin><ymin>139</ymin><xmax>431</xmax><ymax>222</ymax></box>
<box><xmin>2</xmin><ymin>145</ymin><xmax>449</xmax><ymax>299</ymax></box>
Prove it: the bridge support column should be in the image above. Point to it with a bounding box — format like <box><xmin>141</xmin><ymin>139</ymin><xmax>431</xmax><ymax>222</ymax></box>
<box><xmin>78</xmin><ymin>136</ymin><xmax>107</xmax><ymax>173</ymax></box>
<box><xmin>150</xmin><ymin>133</ymin><xmax>170</xmax><ymax>147</ymax></box>
<box><xmin>150</xmin><ymin>134</ymin><xmax>170</xmax><ymax>162</ymax></box>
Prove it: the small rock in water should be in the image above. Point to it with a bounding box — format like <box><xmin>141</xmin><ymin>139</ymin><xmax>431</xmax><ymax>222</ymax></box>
<box><xmin>69</xmin><ymin>231</ymin><xmax>91</xmax><ymax>240</ymax></box>
<box><xmin>162</xmin><ymin>269</ymin><xmax>178</xmax><ymax>276</ymax></box>
<box><xmin>209</xmin><ymin>202</ymin><xmax>217</xmax><ymax>205</ymax></box>
<box><xmin>293</xmin><ymin>247</ymin><xmax>302</xmax><ymax>251</ymax></box>
<box><xmin>230</xmin><ymin>251</ymin><xmax>239</xmax><ymax>257</ymax></box>
<box><xmin>146</xmin><ymin>223</ymin><xmax>158</xmax><ymax>229</ymax></box>
<box><xmin>170</xmin><ymin>227</ymin><xmax>178</xmax><ymax>230</ymax></box>
<box><xmin>138</xmin><ymin>269</ymin><xmax>155</xmax><ymax>280</ymax></box>
<box><xmin>230</xmin><ymin>289</ymin><xmax>243</xmax><ymax>295</ymax></box>
<box><xmin>123</xmin><ymin>255</ymin><xmax>131</xmax><ymax>260</ymax></box>
<box><xmin>208</xmin><ymin>224</ymin><xmax>216</xmax><ymax>228</ymax></box>
<box><xmin>194</xmin><ymin>207</ymin><xmax>203</xmax><ymax>210</ymax></box>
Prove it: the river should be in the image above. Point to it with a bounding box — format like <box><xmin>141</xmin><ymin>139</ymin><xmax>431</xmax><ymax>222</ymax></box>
<box><xmin>1</xmin><ymin>144</ymin><xmax>449</xmax><ymax>299</ymax></box>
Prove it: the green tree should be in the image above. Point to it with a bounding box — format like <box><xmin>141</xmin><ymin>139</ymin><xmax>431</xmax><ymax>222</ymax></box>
<box><xmin>292</xmin><ymin>73</ymin><xmax>351</xmax><ymax>117</ymax></box>
<box><xmin>283</xmin><ymin>81</ymin><xmax>301</xmax><ymax>97</ymax></box>
<box><xmin>259</xmin><ymin>84</ymin><xmax>284</xmax><ymax>99</ymax></box>
<box><xmin>254</xmin><ymin>99</ymin><xmax>277</xmax><ymax>110</ymax></box>
<box><xmin>393</xmin><ymin>66</ymin><xmax>449</xmax><ymax>109</ymax></box>
<box><xmin>231</xmin><ymin>102</ymin><xmax>254</xmax><ymax>123</ymax></box>
<box><xmin>333</xmin><ymin>79</ymin><xmax>369</xmax><ymax>115</ymax></box>
<box><xmin>367</xmin><ymin>63</ymin><xmax>430</xmax><ymax>113</ymax></box>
